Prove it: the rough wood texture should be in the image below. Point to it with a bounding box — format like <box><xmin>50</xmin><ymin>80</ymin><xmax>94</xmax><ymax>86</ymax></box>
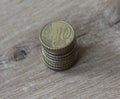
<box><xmin>0</xmin><ymin>0</ymin><xmax>120</xmax><ymax>99</ymax></box>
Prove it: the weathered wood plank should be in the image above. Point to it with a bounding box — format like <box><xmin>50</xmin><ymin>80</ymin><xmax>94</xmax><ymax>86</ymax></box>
<box><xmin>0</xmin><ymin>0</ymin><xmax>120</xmax><ymax>99</ymax></box>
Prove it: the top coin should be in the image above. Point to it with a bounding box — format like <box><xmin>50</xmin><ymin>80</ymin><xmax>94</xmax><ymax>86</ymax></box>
<box><xmin>40</xmin><ymin>21</ymin><xmax>75</xmax><ymax>50</ymax></box>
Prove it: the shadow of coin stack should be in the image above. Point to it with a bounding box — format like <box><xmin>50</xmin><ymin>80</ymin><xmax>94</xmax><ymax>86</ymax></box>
<box><xmin>40</xmin><ymin>21</ymin><xmax>78</xmax><ymax>71</ymax></box>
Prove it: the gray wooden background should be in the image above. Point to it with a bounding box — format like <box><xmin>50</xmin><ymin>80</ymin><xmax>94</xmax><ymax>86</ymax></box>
<box><xmin>0</xmin><ymin>0</ymin><xmax>120</xmax><ymax>99</ymax></box>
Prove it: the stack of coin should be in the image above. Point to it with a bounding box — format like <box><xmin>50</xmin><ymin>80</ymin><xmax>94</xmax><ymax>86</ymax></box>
<box><xmin>39</xmin><ymin>21</ymin><xmax>78</xmax><ymax>71</ymax></box>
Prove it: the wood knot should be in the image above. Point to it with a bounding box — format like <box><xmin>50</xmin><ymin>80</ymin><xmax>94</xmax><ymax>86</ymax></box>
<box><xmin>13</xmin><ymin>47</ymin><xmax>29</xmax><ymax>61</ymax></box>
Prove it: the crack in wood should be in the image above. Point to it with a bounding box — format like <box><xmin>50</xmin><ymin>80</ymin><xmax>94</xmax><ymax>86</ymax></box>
<box><xmin>76</xmin><ymin>33</ymin><xmax>88</xmax><ymax>39</ymax></box>
<box><xmin>112</xmin><ymin>18</ymin><xmax>120</xmax><ymax>26</ymax></box>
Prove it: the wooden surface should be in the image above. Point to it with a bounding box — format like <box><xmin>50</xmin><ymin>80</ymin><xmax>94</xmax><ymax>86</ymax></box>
<box><xmin>0</xmin><ymin>0</ymin><xmax>120</xmax><ymax>99</ymax></box>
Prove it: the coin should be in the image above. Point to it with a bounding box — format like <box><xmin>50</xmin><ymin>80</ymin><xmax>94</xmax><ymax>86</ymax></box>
<box><xmin>42</xmin><ymin>46</ymin><xmax>78</xmax><ymax>66</ymax></box>
<box><xmin>42</xmin><ymin>45</ymin><xmax>77</xmax><ymax>61</ymax></box>
<box><xmin>40</xmin><ymin>21</ymin><xmax>75</xmax><ymax>55</ymax></box>
<box><xmin>42</xmin><ymin>52</ymin><xmax>76</xmax><ymax>66</ymax></box>
<box><xmin>42</xmin><ymin>51</ymin><xmax>78</xmax><ymax>71</ymax></box>
<box><xmin>40</xmin><ymin>21</ymin><xmax>78</xmax><ymax>71</ymax></box>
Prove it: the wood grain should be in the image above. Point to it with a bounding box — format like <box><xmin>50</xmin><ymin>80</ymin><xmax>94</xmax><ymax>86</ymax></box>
<box><xmin>0</xmin><ymin>0</ymin><xmax>120</xmax><ymax>99</ymax></box>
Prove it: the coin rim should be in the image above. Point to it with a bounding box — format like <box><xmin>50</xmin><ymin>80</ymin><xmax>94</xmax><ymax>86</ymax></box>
<box><xmin>42</xmin><ymin>45</ymin><xmax>77</xmax><ymax>61</ymax></box>
<box><xmin>42</xmin><ymin>49</ymin><xmax>78</xmax><ymax>67</ymax></box>
<box><xmin>42</xmin><ymin>51</ymin><xmax>79</xmax><ymax>71</ymax></box>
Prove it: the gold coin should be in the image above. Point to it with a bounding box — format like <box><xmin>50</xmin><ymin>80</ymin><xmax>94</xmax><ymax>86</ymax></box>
<box><xmin>40</xmin><ymin>21</ymin><xmax>78</xmax><ymax>71</ymax></box>
<box><xmin>42</xmin><ymin>45</ymin><xmax>77</xmax><ymax>61</ymax></box>
<box><xmin>42</xmin><ymin>51</ymin><xmax>78</xmax><ymax>71</ymax></box>
<box><xmin>40</xmin><ymin>21</ymin><xmax>75</xmax><ymax>51</ymax></box>
<box><xmin>42</xmin><ymin>50</ymin><xmax>78</xmax><ymax>67</ymax></box>
<box><xmin>42</xmin><ymin>54</ymin><xmax>75</xmax><ymax>66</ymax></box>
